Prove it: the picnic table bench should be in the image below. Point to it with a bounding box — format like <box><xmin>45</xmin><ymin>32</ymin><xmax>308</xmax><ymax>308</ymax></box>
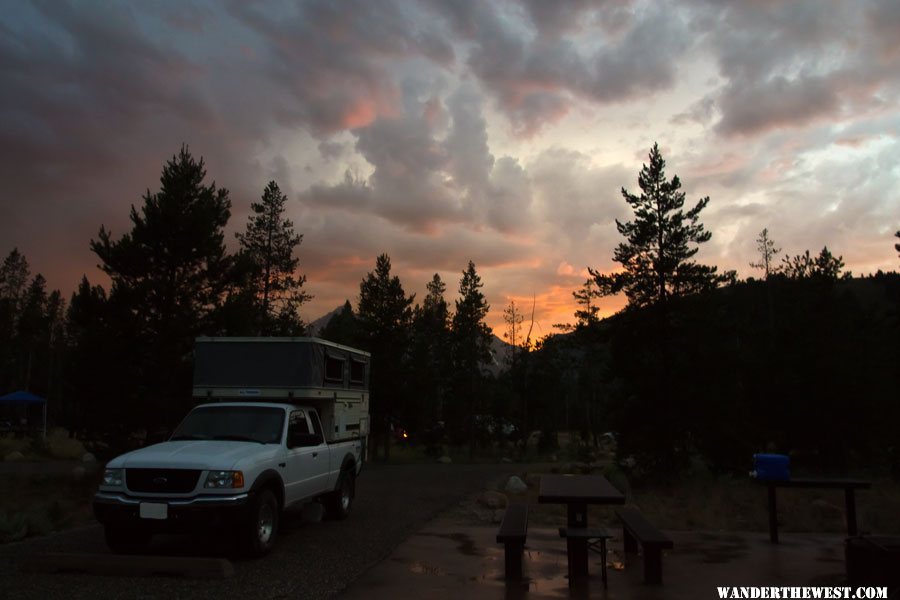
<box><xmin>616</xmin><ymin>508</ymin><xmax>674</xmax><ymax>585</ymax></box>
<box><xmin>496</xmin><ymin>503</ymin><xmax>528</xmax><ymax>580</ymax></box>
<box><xmin>559</xmin><ymin>527</ymin><xmax>612</xmax><ymax>588</ymax></box>
<box><xmin>761</xmin><ymin>477</ymin><xmax>871</xmax><ymax>543</ymax></box>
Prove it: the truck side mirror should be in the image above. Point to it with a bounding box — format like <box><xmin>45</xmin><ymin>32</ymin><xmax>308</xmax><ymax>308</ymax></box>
<box><xmin>289</xmin><ymin>432</ymin><xmax>321</xmax><ymax>448</ymax></box>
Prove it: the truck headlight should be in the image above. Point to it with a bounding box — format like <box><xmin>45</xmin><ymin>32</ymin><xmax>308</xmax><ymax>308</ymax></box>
<box><xmin>204</xmin><ymin>470</ymin><xmax>245</xmax><ymax>489</ymax></box>
<box><xmin>102</xmin><ymin>468</ymin><xmax>124</xmax><ymax>487</ymax></box>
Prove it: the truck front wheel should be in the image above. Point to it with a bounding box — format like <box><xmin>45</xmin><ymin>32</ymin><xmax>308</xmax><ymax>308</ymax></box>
<box><xmin>242</xmin><ymin>489</ymin><xmax>279</xmax><ymax>557</ymax></box>
<box><xmin>325</xmin><ymin>468</ymin><xmax>354</xmax><ymax>520</ymax></box>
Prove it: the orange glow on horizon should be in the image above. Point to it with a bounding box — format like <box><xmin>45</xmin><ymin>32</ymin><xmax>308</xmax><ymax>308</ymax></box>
<box><xmin>486</xmin><ymin>286</ymin><xmax>626</xmax><ymax>340</ymax></box>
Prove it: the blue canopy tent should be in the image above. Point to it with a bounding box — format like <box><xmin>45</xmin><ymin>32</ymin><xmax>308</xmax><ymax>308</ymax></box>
<box><xmin>0</xmin><ymin>390</ymin><xmax>47</xmax><ymax>436</ymax></box>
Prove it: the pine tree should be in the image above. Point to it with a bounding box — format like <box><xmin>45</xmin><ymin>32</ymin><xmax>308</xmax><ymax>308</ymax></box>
<box><xmin>452</xmin><ymin>261</ymin><xmax>493</xmax><ymax>369</ymax></box>
<box><xmin>357</xmin><ymin>254</ymin><xmax>414</xmax><ymax>460</ymax></box>
<box><xmin>0</xmin><ymin>249</ymin><xmax>30</xmax><ymax>391</ymax></box>
<box><xmin>423</xmin><ymin>273</ymin><xmax>450</xmax><ymax>324</ymax></box>
<box><xmin>319</xmin><ymin>300</ymin><xmax>359</xmax><ymax>347</ymax></box>
<box><xmin>781</xmin><ymin>247</ymin><xmax>845</xmax><ymax>281</ymax></box>
<box><xmin>235</xmin><ymin>181</ymin><xmax>311</xmax><ymax>335</ymax></box>
<box><xmin>590</xmin><ymin>143</ymin><xmax>722</xmax><ymax>308</ymax></box>
<box><xmin>66</xmin><ymin>277</ymin><xmax>112</xmax><ymax>431</ymax></box>
<box><xmin>451</xmin><ymin>261</ymin><xmax>492</xmax><ymax>452</ymax></box>
<box><xmin>813</xmin><ymin>247</ymin><xmax>845</xmax><ymax>280</ymax></box>
<box><xmin>573</xmin><ymin>279</ymin><xmax>600</xmax><ymax>327</ymax></box>
<box><xmin>0</xmin><ymin>248</ymin><xmax>30</xmax><ymax>310</ymax></box>
<box><xmin>17</xmin><ymin>275</ymin><xmax>48</xmax><ymax>391</ymax></box>
<box><xmin>90</xmin><ymin>145</ymin><xmax>232</xmax><ymax>427</ymax></box>
<box><xmin>750</xmin><ymin>228</ymin><xmax>781</xmax><ymax>279</ymax></box>
<box><xmin>91</xmin><ymin>146</ymin><xmax>232</xmax><ymax>333</ymax></box>
<box><xmin>409</xmin><ymin>274</ymin><xmax>452</xmax><ymax>428</ymax></box>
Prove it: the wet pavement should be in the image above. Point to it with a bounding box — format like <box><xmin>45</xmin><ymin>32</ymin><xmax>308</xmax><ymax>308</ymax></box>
<box><xmin>341</xmin><ymin>519</ymin><xmax>849</xmax><ymax>599</ymax></box>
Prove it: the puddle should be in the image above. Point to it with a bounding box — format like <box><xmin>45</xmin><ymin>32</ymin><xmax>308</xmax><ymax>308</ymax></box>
<box><xmin>407</xmin><ymin>560</ymin><xmax>447</xmax><ymax>576</ymax></box>
<box><xmin>391</xmin><ymin>555</ymin><xmax>448</xmax><ymax>576</ymax></box>
<box><xmin>417</xmin><ymin>532</ymin><xmax>483</xmax><ymax>556</ymax></box>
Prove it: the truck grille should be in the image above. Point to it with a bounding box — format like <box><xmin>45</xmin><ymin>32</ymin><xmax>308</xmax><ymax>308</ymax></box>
<box><xmin>126</xmin><ymin>469</ymin><xmax>201</xmax><ymax>494</ymax></box>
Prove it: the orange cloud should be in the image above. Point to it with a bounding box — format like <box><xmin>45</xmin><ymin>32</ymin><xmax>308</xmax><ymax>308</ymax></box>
<box><xmin>341</xmin><ymin>99</ymin><xmax>379</xmax><ymax>130</ymax></box>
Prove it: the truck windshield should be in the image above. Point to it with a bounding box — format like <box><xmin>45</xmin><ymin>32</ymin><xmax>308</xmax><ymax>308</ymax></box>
<box><xmin>171</xmin><ymin>406</ymin><xmax>285</xmax><ymax>444</ymax></box>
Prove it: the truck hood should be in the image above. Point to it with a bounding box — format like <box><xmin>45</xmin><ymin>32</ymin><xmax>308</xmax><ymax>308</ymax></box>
<box><xmin>109</xmin><ymin>441</ymin><xmax>281</xmax><ymax>471</ymax></box>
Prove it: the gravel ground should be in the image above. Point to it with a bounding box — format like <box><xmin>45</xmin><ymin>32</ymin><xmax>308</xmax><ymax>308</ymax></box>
<box><xmin>0</xmin><ymin>463</ymin><xmax>515</xmax><ymax>600</ymax></box>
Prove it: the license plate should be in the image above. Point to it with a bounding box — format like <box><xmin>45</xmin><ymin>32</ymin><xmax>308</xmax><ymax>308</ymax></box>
<box><xmin>139</xmin><ymin>502</ymin><xmax>168</xmax><ymax>520</ymax></box>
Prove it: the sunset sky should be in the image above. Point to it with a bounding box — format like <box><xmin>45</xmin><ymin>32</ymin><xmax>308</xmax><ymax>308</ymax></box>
<box><xmin>2</xmin><ymin>0</ymin><xmax>899</xmax><ymax>333</ymax></box>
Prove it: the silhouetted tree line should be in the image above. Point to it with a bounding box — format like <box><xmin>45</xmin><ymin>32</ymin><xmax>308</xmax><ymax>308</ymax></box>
<box><xmin>1</xmin><ymin>143</ymin><xmax>898</xmax><ymax>477</ymax></box>
<box><xmin>0</xmin><ymin>250</ymin><xmax>66</xmax><ymax>426</ymax></box>
<box><xmin>520</xmin><ymin>145</ymin><xmax>900</xmax><ymax>479</ymax></box>
<box><xmin>0</xmin><ymin>147</ymin><xmax>500</xmax><ymax>457</ymax></box>
<box><xmin>1</xmin><ymin>147</ymin><xmax>313</xmax><ymax>439</ymax></box>
<box><xmin>317</xmin><ymin>256</ymin><xmax>496</xmax><ymax>460</ymax></box>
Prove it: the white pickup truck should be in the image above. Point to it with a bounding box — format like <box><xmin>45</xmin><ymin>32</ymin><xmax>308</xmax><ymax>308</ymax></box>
<box><xmin>93</xmin><ymin>337</ymin><xmax>371</xmax><ymax>556</ymax></box>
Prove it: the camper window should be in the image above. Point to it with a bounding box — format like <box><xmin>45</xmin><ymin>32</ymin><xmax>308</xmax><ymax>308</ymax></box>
<box><xmin>325</xmin><ymin>354</ymin><xmax>345</xmax><ymax>383</ymax></box>
<box><xmin>350</xmin><ymin>358</ymin><xmax>366</xmax><ymax>385</ymax></box>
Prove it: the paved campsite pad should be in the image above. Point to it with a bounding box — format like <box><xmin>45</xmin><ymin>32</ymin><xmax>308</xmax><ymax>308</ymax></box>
<box><xmin>340</xmin><ymin>520</ymin><xmax>849</xmax><ymax>600</ymax></box>
<box><xmin>0</xmin><ymin>463</ymin><xmax>515</xmax><ymax>599</ymax></box>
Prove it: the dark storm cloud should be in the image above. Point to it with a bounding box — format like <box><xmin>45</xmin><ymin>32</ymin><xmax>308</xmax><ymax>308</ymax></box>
<box><xmin>690</xmin><ymin>0</ymin><xmax>900</xmax><ymax>137</ymax></box>
<box><xmin>715</xmin><ymin>76</ymin><xmax>841</xmax><ymax>136</ymax></box>
<box><xmin>867</xmin><ymin>0</ymin><xmax>900</xmax><ymax>59</ymax></box>
<box><xmin>671</xmin><ymin>95</ymin><xmax>716</xmax><ymax>126</ymax></box>
<box><xmin>430</xmin><ymin>0</ymin><xmax>689</xmax><ymax>135</ymax></box>
<box><xmin>225</xmin><ymin>0</ymin><xmax>455</xmax><ymax>135</ymax></box>
<box><xmin>2</xmin><ymin>0</ymin><xmax>898</xmax><ymax>327</ymax></box>
<box><xmin>300</xmin><ymin>83</ymin><xmax>533</xmax><ymax>234</ymax></box>
<box><xmin>301</xmin><ymin>108</ymin><xmax>457</xmax><ymax>232</ymax></box>
<box><xmin>520</xmin><ymin>0</ymin><xmax>598</xmax><ymax>37</ymax></box>
<box><xmin>0</xmin><ymin>1</ymin><xmax>236</xmax><ymax>288</ymax></box>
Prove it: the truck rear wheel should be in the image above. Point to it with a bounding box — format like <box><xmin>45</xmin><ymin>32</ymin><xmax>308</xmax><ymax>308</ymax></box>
<box><xmin>104</xmin><ymin>525</ymin><xmax>152</xmax><ymax>554</ymax></box>
<box><xmin>242</xmin><ymin>489</ymin><xmax>279</xmax><ymax>557</ymax></box>
<box><xmin>325</xmin><ymin>468</ymin><xmax>354</xmax><ymax>520</ymax></box>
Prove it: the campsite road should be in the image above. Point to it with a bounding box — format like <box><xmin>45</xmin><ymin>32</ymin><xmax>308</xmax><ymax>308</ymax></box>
<box><xmin>0</xmin><ymin>462</ymin><xmax>513</xmax><ymax>600</ymax></box>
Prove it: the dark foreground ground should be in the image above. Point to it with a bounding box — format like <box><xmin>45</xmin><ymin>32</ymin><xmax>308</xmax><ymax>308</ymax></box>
<box><xmin>0</xmin><ymin>463</ymin><xmax>514</xmax><ymax>600</ymax></box>
<box><xmin>342</xmin><ymin>520</ymin><xmax>854</xmax><ymax>600</ymax></box>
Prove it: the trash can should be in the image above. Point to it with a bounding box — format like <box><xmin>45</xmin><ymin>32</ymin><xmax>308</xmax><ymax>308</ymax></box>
<box><xmin>752</xmin><ymin>454</ymin><xmax>790</xmax><ymax>481</ymax></box>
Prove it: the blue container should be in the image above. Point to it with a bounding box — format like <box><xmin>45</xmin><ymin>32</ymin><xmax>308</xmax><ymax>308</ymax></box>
<box><xmin>753</xmin><ymin>453</ymin><xmax>790</xmax><ymax>480</ymax></box>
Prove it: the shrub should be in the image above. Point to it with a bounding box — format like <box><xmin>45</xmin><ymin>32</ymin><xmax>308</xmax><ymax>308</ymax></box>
<box><xmin>46</xmin><ymin>430</ymin><xmax>86</xmax><ymax>460</ymax></box>
<box><xmin>0</xmin><ymin>510</ymin><xmax>27</xmax><ymax>543</ymax></box>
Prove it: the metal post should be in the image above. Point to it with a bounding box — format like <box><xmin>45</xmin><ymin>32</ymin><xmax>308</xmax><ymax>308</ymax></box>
<box><xmin>768</xmin><ymin>484</ymin><xmax>779</xmax><ymax>543</ymax></box>
<box><xmin>567</xmin><ymin>538</ymin><xmax>588</xmax><ymax>579</ymax></box>
<box><xmin>845</xmin><ymin>488</ymin><xmax>857</xmax><ymax>536</ymax></box>
<box><xmin>644</xmin><ymin>548</ymin><xmax>663</xmax><ymax>584</ymax></box>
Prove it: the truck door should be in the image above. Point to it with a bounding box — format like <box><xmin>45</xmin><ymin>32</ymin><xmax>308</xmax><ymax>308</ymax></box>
<box><xmin>307</xmin><ymin>410</ymin><xmax>331</xmax><ymax>491</ymax></box>
<box><xmin>284</xmin><ymin>410</ymin><xmax>327</xmax><ymax>505</ymax></box>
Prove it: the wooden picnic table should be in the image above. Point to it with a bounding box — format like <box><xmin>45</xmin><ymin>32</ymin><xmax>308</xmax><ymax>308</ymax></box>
<box><xmin>538</xmin><ymin>474</ymin><xmax>625</xmax><ymax>582</ymax></box>
<box><xmin>761</xmin><ymin>477</ymin><xmax>871</xmax><ymax>543</ymax></box>
<box><xmin>538</xmin><ymin>473</ymin><xmax>626</xmax><ymax>527</ymax></box>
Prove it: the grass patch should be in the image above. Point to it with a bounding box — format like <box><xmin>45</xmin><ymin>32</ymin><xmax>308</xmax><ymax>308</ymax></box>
<box><xmin>0</xmin><ymin>470</ymin><xmax>102</xmax><ymax>543</ymax></box>
<box><xmin>455</xmin><ymin>460</ymin><xmax>900</xmax><ymax>536</ymax></box>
